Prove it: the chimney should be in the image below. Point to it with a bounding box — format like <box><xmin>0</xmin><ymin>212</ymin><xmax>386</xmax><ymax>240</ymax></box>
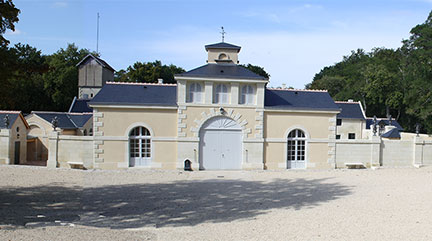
<box><xmin>158</xmin><ymin>78</ymin><xmax>163</xmax><ymax>84</ymax></box>
<box><xmin>348</xmin><ymin>99</ymin><xmax>354</xmax><ymax>102</ymax></box>
<box><xmin>282</xmin><ymin>83</ymin><xmax>287</xmax><ymax>89</ymax></box>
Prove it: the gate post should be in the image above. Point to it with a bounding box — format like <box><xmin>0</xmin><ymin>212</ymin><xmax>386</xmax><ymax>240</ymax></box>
<box><xmin>0</xmin><ymin>129</ymin><xmax>11</xmax><ymax>164</ymax></box>
<box><xmin>47</xmin><ymin>131</ymin><xmax>59</xmax><ymax>168</ymax></box>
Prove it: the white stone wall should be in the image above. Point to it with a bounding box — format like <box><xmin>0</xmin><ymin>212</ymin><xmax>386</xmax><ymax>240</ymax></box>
<box><xmin>57</xmin><ymin>135</ymin><xmax>94</xmax><ymax>169</ymax></box>
<box><xmin>0</xmin><ymin>129</ymin><xmax>11</xmax><ymax>164</ymax></box>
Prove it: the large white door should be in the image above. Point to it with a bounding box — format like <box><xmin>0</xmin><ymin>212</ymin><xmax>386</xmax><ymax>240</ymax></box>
<box><xmin>200</xmin><ymin>117</ymin><xmax>242</xmax><ymax>170</ymax></box>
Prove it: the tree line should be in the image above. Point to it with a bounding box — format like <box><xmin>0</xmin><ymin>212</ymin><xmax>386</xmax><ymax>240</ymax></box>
<box><xmin>307</xmin><ymin>11</ymin><xmax>432</xmax><ymax>133</ymax></box>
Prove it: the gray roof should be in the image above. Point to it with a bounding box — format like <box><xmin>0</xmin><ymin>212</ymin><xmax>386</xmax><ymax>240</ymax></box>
<box><xmin>89</xmin><ymin>83</ymin><xmax>178</xmax><ymax>107</ymax></box>
<box><xmin>205</xmin><ymin>42</ymin><xmax>241</xmax><ymax>52</ymax></box>
<box><xmin>336</xmin><ymin>102</ymin><xmax>365</xmax><ymax>120</ymax></box>
<box><xmin>76</xmin><ymin>54</ymin><xmax>115</xmax><ymax>72</ymax></box>
<box><xmin>366</xmin><ymin>118</ymin><xmax>404</xmax><ymax>131</ymax></box>
<box><xmin>264</xmin><ymin>89</ymin><xmax>340</xmax><ymax>111</ymax></box>
<box><xmin>176</xmin><ymin>64</ymin><xmax>268</xmax><ymax>80</ymax></box>
<box><xmin>69</xmin><ymin>97</ymin><xmax>92</xmax><ymax>113</ymax></box>
<box><xmin>32</xmin><ymin>112</ymin><xmax>92</xmax><ymax>129</ymax></box>
<box><xmin>381</xmin><ymin>128</ymin><xmax>401</xmax><ymax>139</ymax></box>
<box><xmin>0</xmin><ymin>112</ymin><xmax>20</xmax><ymax>129</ymax></box>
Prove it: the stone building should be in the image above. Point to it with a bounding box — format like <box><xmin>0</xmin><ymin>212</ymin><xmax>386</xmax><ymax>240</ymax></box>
<box><xmin>88</xmin><ymin>42</ymin><xmax>340</xmax><ymax>170</ymax></box>
<box><xmin>0</xmin><ymin>111</ymin><xmax>29</xmax><ymax>165</ymax></box>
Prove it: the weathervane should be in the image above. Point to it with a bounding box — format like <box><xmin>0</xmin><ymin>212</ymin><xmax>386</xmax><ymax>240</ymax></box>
<box><xmin>220</xmin><ymin>26</ymin><xmax>226</xmax><ymax>42</ymax></box>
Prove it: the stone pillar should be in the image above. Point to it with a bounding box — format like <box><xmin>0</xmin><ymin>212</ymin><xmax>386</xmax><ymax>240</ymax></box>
<box><xmin>47</xmin><ymin>131</ymin><xmax>59</xmax><ymax>168</ymax></box>
<box><xmin>256</xmin><ymin>83</ymin><xmax>265</xmax><ymax>108</ymax></box>
<box><xmin>204</xmin><ymin>81</ymin><xmax>213</xmax><ymax>104</ymax></box>
<box><xmin>413</xmin><ymin>136</ymin><xmax>424</xmax><ymax>168</ymax></box>
<box><xmin>177</xmin><ymin>79</ymin><xmax>186</xmax><ymax>104</ymax></box>
<box><xmin>370</xmin><ymin>135</ymin><xmax>381</xmax><ymax>169</ymax></box>
<box><xmin>230</xmin><ymin>83</ymin><xmax>239</xmax><ymax>105</ymax></box>
<box><xmin>0</xmin><ymin>129</ymin><xmax>11</xmax><ymax>165</ymax></box>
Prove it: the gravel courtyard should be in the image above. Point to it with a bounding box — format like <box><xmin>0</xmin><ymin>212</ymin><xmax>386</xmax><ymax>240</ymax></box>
<box><xmin>1</xmin><ymin>165</ymin><xmax>432</xmax><ymax>240</ymax></box>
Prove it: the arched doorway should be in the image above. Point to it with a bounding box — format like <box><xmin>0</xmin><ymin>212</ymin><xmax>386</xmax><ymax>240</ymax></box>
<box><xmin>199</xmin><ymin>116</ymin><xmax>242</xmax><ymax>170</ymax></box>
<box><xmin>287</xmin><ymin>129</ymin><xmax>307</xmax><ymax>169</ymax></box>
<box><xmin>26</xmin><ymin>124</ymin><xmax>48</xmax><ymax>166</ymax></box>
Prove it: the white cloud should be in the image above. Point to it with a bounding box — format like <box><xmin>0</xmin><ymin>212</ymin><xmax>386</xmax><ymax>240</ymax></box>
<box><xmin>52</xmin><ymin>1</ymin><xmax>68</xmax><ymax>8</ymax></box>
<box><xmin>5</xmin><ymin>28</ymin><xmax>22</xmax><ymax>36</ymax></box>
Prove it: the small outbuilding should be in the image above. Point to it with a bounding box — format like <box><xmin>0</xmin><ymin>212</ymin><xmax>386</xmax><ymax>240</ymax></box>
<box><xmin>0</xmin><ymin>111</ymin><xmax>29</xmax><ymax>165</ymax></box>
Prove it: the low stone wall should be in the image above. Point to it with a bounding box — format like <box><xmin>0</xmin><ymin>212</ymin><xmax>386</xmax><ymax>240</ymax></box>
<box><xmin>335</xmin><ymin>133</ymin><xmax>432</xmax><ymax>168</ymax></box>
<box><xmin>46</xmin><ymin>131</ymin><xmax>94</xmax><ymax>169</ymax></box>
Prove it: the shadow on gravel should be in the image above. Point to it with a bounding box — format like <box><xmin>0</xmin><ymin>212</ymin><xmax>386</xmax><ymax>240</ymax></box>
<box><xmin>0</xmin><ymin>178</ymin><xmax>351</xmax><ymax>228</ymax></box>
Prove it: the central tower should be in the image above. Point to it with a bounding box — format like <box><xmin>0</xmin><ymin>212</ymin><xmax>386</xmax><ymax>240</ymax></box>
<box><xmin>205</xmin><ymin>42</ymin><xmax>241</xmax><ymax>64</ymax></box>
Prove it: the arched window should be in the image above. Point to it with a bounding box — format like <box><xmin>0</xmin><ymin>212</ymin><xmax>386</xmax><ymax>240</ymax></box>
<box><xmin>287</xmin><ymin>129</ymin><xmax>306</xmax><ymax>169</ymax></box>
<box><xmin>218</xmin><ymin>53</ymin><xmax>228</xmax><ymax>60</ymax></box>
<box><xmin>89</xmin><ymin>128</ymin><xmax>93</xmax><ymax>136</ymax></box>
<box><xmin>240</xmin><ymin>85</ymin><xmax>254</xmax><ymax>104</ymax></box>
<box><xmin>129</xmin><ymin>126</ymin><xmax>151</xmax><ymax>167</ymax></box>
<box><xmin>188</xmin><ymin>83</ymin><xmax>202</xmax><ymax>103</ymax></box>
<box><xmin>214</xmin><ymin>84</ymin><xmax>228</xmax><ymax>104</ymax></box>
<box><xmin>83</xmin><ymin>129</ymin><xmax>87</xmax><ymax>136</ymax></box>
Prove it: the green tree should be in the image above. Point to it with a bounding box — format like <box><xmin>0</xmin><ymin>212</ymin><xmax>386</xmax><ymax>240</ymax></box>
<box><xmin>241</xmin><ymin>64</ymin><xmax>270</xmax><ymax>79</ymax></box>
<box><xmin>114</xmin><ymin>60</ymin><xmax>185</xmax><ymax>83</ymax></box>
<box><xmin>401</xmin><ymin>11</ymin><xmax>432</xmax><ymax>132</ymax></box>
<box><xmin>43</xmin><ymin>43</ymin><xmax>92</xmax><ymax>111</ymax></box>
<box><xmin>0</xmin><ymin>0</ymin><xmax>20</xmax><ymax>47</ymax></box>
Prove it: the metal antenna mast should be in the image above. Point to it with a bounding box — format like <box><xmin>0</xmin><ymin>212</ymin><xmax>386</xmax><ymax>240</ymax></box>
<box><xmin>96</xmin><ymin>13</ymin><xmax>100</xmax><ymax>54</ymax></box>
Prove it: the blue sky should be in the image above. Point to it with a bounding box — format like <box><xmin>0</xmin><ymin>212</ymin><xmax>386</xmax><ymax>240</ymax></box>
<box><xmin>5</xmin><ymin>0</ymin><xmax>432</xmax><ymax>88</ymax></box>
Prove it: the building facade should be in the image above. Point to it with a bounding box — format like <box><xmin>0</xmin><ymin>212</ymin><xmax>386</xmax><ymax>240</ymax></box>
<box><xmin>88</xmin><ymin>42</ymin><xmax>340</xmax><ymax>170</ymax></box>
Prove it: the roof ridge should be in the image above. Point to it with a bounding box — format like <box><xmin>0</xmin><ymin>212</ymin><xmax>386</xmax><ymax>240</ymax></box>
<box><xmin>68</xmin><ymin>112</ymin><xmax>93</xmax><ymax>115</ymax></box>
<box><xmin>106</xmin><ymin>81</ymin><xmax>177</xmax><ymax>86</ymax></box>
<box><xmin>0</xmin><ymin>110</ymin><xmax>21</xmax><ymax>114</ymax></box>
<box><xmin>31</xmin><ymin>111</ymin><xmax>69</xmax><ymax>114</ymax></box>
<box><xmin>267</xmin><ymin>88</ymin><xmax>327</xmax><ymax>92</ymax></box>
<box><xmin>335</xmin><ymin>101</ymin><xmax>360</xmax><ymax>104</ymax></box>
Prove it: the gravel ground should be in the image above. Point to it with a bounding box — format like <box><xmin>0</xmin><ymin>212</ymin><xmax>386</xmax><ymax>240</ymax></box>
<box><xmin>1</xmin><ymin>165</ymin><xmax>432</xmax><ymax>240</ymax></box>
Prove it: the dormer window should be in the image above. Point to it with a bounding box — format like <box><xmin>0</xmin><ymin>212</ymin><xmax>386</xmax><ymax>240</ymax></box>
<box><xmin>188</xmin><ymin>83</ymin><xmax>202</xmax><ymax>103</ymax></box>
<box><xmin>214</xmin><ymin>84</ymin><xmax>228</xmax><ymax>104</ymax></box>
<box><xmin>240</xmin><ymin>85</ymin><xmax>255</xmax><ymax>105</ymax></box>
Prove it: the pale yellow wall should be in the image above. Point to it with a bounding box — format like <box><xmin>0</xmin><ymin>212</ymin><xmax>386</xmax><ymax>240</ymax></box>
<box><xmin>264</xmin><ymin>112</ymin><xmax>334</xmax><ymax>139</ymax></box>
<box><xmin>95</xmin><ymin>107</ymin><xmax>178</xmax><ymax>169</ymax></box>
<box><xmin>182</xmin><ymin>106</ymin><xmax>259</xmax><ymax>138</ymax></box>
<box><xmin>9</xmin><ymin>117</ymin><xmax>27</xmax><ymax>164</ymax></box>
<box><xmin>100</xmin><ymin>108</ymin><xmax>177</xmax><ymax>136</ymax></box>
<box><xmin>264</xmin><ymin>111</ymin><xmax>335</xmax><ymax>169</ymax></box>
<box><xmin>207</xmin><ymin>49</ymin><xmax>239</xmax><ymax>64</ymax></box>
<box><xmin>336</xmin><ymin>119</ymin><xmax>365</xmax><ymax>139</ymax></box>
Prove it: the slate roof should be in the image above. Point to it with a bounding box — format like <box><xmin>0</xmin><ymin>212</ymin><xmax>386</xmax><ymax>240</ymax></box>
<box><xmin>205</xmin><ymin>42</ymin><xmax>241</xmax><ymax>52</ymax></box>
<box><xmin>381</xmin><ymin>128</ymin><xmax>401</xmax><ymax>139</ymax></box>
<box><xmin>68</xmin><ymin>113</ymin><xmax>93</xmax><ymax>127</ymax></box>
<box><xmin>89</xmin><ymin>82</ymin><xmax>178</xmax><ymax>107</ymax></box>
<box><xmin>366</xmin><ymin>118</ymin><xmax>404</xmax><ymax>131</ymax></box>
<box><xmin>264</xmin><ymin>89</ymin><xmax>340</xmax><ymax>111</ymax></box>
<box><xmin>31</xmin><ymin>112</ymin><xmax>92</xmax><ymax>129</ymax></box>
<box><xmin>335</xmin><ymin>102</ymin><xmax>365</xmax><ymax>120</ymax></box>
<box><xmin>76</xmin><ymin>54</ymin><xmax>115</xmax><ymax>72</ymax></box>
<box><xmin>176</xmin><ymin>64</ymin><xmax>268</xmax><ymax>80</ymax></box>
<box><xmin>69</xmin><ymin>97</ymin><xmax>92</xmax><ymax>113</ymax></box>
<box><xmin>0</xmin><ymin>111</ymin><xmax>20</xmax><ymax>129</ymax></box>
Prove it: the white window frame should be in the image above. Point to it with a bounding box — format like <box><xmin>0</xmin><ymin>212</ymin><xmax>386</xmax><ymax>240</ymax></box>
<box><xmin>129</xmin><ymin>126</ymin><xmax>152</xmax><ymax>167</ymax></box>
<box><xmin>188</xmin><ymin>82</ymin><xmax>202</xmax><ymax>103</ymax></box>
<box><xmin>214</xmin><ymin>84</ymin><xmax>229</xmax><ymax>104</ymax></box>
<box><xmin>240</xmin><ymin>85</ymin><xmax>255</xmax><ymax>105</ymax></box>
<box><xmin>287</xmin><ymin>129</ymin><xmax>307</xmax><ymax>168</ymax></box>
